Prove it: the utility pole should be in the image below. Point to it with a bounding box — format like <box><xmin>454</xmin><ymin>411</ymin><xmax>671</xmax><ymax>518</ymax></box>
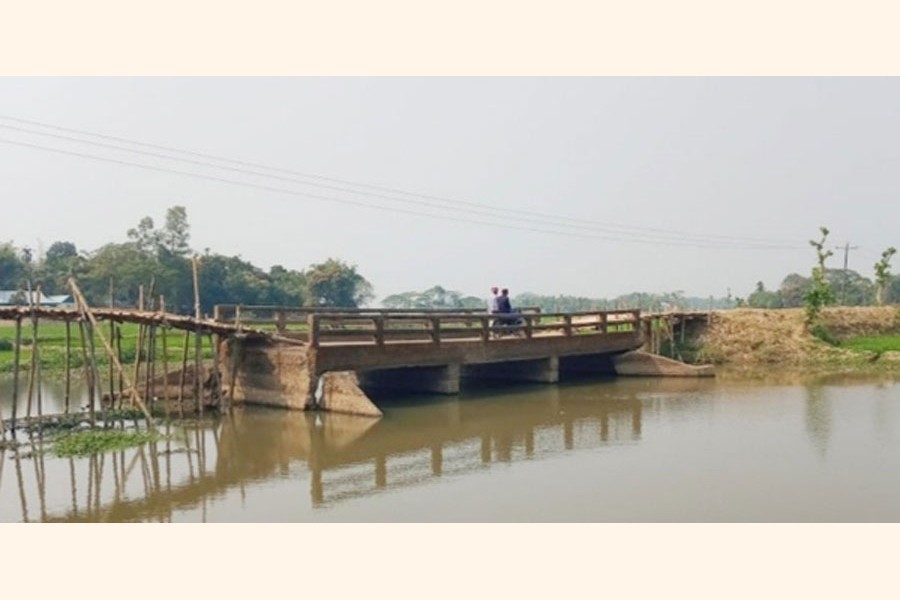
<box><xmin>834</xmin><ymin>242</ymin><xmax>859</xmax><ymax>305</ymax></box>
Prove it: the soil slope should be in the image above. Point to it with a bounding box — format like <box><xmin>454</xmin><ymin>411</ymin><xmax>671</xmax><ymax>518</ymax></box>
<box><xmin>696</xmin><ymin>306</ymin><xmax>900</xmax><ymax>369</ymax></box>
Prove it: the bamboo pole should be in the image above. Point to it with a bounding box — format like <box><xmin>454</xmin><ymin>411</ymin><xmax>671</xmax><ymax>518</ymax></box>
<box><xmin>208</xmin><ymin>333</ymin><xmax>221</xmax><ymax>409</ymax></box>
<box><xmin>84</xmin><ymin>319</ymin><xmax>102</xmax><ymax>421</ymax></box>
<box><xmin>64</xmin><ymin>320</ymin><xmax>71</xmax><ymax>414</ymax></box>
<box><xmin>35</xmin><ymin>286</ymin><xmax>43</xmax><ymax>420</ymax></box>
<box><xmin>144</xmin><ymin>278</ymin><xmax>157</xmax><ymax>411</ymax></box>
<box><xmin>160</xmin><ymin>295</ymin><xmax>170</xmax><ymax>415</ymax></box>
<box><xmin>68</xmin><ymin>278</ymin><xmax>154</xmax><ymax>426</ymax></box>
<box><xmin>11</xmin><ymin>316</ymin><xmax>22</xmax><ymax>434</ymax></box>
<box><xmin>192</xmin><ymin>256</ymin><xmax>202</xmax><ymax>416</ymax></box>
<box><xmin>132</xmin><ymin>285</ymin><xmax>146</xmax><ymax>408</ymax></box>
<box><xmin>77</xmin><ymin>319</ymin><xmax>95</xmax><ymax>425</ymax></box>
<box><xmin>26</xmin><ymin>283</ymin><xmax>38</xmax><ymax>419</ymax></box>
<box><xmin>227</xmin><ymin>337</ymin><xmax>240</xmax><ymax>411</ymax></box>
<box><xmin>109</xmin><ymin>278</ymin><xmax>116</xmax><ymax>406</ymax></box>
<box><xmin>178</xmin><ymin>330</ymin><xmax>189</xmax><ymax>419</ymax></box>
<box><xmin>115</xmin><ymin>323</ymin><xmax>124</xmax><ymax>409</ymax></box>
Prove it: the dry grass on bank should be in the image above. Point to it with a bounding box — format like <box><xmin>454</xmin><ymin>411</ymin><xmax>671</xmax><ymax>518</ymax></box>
<box><xmin>696</xmin><ymin>306</ymin><xmax>900</xmax><ymax>367</ymax></box>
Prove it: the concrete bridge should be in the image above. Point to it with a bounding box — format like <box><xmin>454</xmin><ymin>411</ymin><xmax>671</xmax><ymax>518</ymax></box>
<box><xmin>220</xmin><ymin>307</ymin><xmax>660</xmax><ymax>415</ymax></box>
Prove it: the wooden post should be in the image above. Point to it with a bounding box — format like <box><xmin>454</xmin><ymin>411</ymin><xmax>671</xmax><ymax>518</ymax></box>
<box><xmin>374</xmin><ymin>316</ymin><xmax>385</xmax><ymax>347</ymax></box>
<box><xmin>275</xmin><ymin>310</ymin><xmax>286</xmax><ymax>334</ymax></box>
<box><xmin>481</xmin><ymin>316</ymin><xmax>490</xmax><ymax>342</ymax></box>
<box><xmin>563</xmin><ymin>314</ymin><xmax>573</xmax><ymax>337</ymax></box>
<box><xmin>524</xmin><ymin>314</ymin><xmax>533</xmax><ymax>339</ymax></box>
<box><xmin>308</xmin><ymin>314</ymin><xmax>319</xmax><ymax>348</ymax></box>
<box><xmin>599</xmin><ymin>312</ymin><xmax>608</xmax><ymax>334</ymax></box>
<box><xmin>429</xmin><ymin>317</ymin><xmax>441</xmax><ymax>345</ymax></box>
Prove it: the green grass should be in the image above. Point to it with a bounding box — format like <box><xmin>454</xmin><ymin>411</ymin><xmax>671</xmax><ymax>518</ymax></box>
<box><xmin>840</xmin><ymin>334</ymin><xmax>900</xmax><ymax>354</ymax></box>
<box><xmin>0</xmin><ymin>321</ymin><xmax>214</xmax><ymax>375</ymax></box>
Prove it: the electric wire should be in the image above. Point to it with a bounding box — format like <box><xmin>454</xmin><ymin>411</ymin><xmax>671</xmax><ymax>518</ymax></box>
<box><xmin>0</xmin><ymin>115</ymin><xmax>809</xmax><ymax>248</ymax></box>
<box><xmin>1</xmin><ymin>135</ymin><xmax>807</xmax><ymax>251</ymax></box>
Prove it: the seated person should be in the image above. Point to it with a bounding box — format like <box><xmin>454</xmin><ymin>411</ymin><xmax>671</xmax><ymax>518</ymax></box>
<box><xmin>495</xmin><ymin>289</ymin><xmax>523</xmax><ymax>326</ymax></box>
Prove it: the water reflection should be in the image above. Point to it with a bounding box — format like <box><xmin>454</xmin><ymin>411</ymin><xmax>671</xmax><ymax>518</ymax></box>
<box><xmin>2</xmin><ymin>375</ymin><xmax>898</xmax><ymax>522</ymax></box>
<box><xmin>804</xmin><ymin>385</ymin><xmax>832</xmax><ymax>458</ymax></box>
<box><xmin>1</xmin><ymin>378</ymin><xmax>689</xmax><ymax>522</ymax></box>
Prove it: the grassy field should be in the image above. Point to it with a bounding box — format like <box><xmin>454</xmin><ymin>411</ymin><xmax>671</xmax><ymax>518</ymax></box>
<box><xmin>0</xmin><ymin>320</ymin><xmax>214</xmax><ymax>375</ymax></box>
<box><xmin>840</xmin><ymin>334</ymin><xmax>900</xmax><ymax>354</ymax></box>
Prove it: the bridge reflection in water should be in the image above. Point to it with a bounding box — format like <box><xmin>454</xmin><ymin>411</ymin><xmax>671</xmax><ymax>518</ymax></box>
<box><xmin>0</xmin><ymin>378</ymin><xmax>712</xmax><ymax>522</ymax></box>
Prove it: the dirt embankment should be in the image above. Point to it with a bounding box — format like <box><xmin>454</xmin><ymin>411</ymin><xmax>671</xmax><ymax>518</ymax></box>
<box><xmin>695</xmin><ymin>306</ymin><xmax>900</xmax><ymax>369</ymax></box>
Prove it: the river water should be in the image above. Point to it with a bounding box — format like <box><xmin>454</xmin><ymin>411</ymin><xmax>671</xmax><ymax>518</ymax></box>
<box><xmin>1</xmin><ymin>373</ymin><xmax>899</xmax><ymax>522</ymax></box>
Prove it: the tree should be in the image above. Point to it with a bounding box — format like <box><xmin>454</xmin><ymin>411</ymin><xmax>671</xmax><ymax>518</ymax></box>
<box><xmin>79</xmin><ymin>242</ymin><xmax>155</xmax><ymax>306</ymax></box>
<box><xmin>778</xmin><ymin>273</ymin><xmax>810</xmax><ymax>307</ymax></box>
<box><xmin>824</xmin><ymin>268</ymin><xmax>873</xmax><ymax>306</ymax></box>
<box><xmin>267</xmin><ymin>265</ymin><xmax>307</xmax><ymax>306</ymax></box>
<box><xmin>874</xmin><ymin>247</ymin><xmax>897</xmax><ymax>305</ymax></box>
<box><xmin>197</xmin><ymin>253</ymin><xmax>271</xmax><ymax>313</ymax></box>
<box><xmin>381</xmin><ymin>285</ymin><xmax>483</xmax><ymax>309</ymax></box>
<box><xmin>127</xmin><ymin>216</ymin><xmax>158</xmax><ymax>254</ymax></box>
<box><xmin>804</xmin><ymin>226</ymin><xmax>834</xmax><ymax>327</ymax></box>
<box><xmin>0</xmin><ymin>242</ymin><xmax>27</xmax><ymax>289</ymax></box>
<box><xmin>41</xmin><ymin>241</ymin><xmax>84</xmax><ymax>294</ymax></box>
<box><xmin>160</xmin><ymin>206</ymin><xmax>191</xmax><ymax>256</ymax></box>
<box><xmin>747</xmin><ymin>281</ymin><xmax>782</xmax><ymax>308</ymax></box>
<box><xmin>304</xmin><ymin>259</ymin><xmax>373</xmax><ymax>307</ymax></box>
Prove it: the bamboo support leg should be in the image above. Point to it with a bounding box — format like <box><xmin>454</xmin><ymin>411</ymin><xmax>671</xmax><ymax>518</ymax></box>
<box><xmin>178</xmin><ymin>330</ymin><xmax>189</xmax><ymax>419</ymax></box>
<box><xmin>64</xmin><ymin>320</ymin><xmax>71</xmax><ymax>414</ymax></box>
<box><xmin>11</xmin><ymin>317</ymin><xmax>22</xmax><ymax>434</ymax></box>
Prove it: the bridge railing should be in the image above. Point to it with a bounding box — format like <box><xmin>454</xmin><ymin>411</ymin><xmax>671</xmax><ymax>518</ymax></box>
<box><xmin>307</xmin><ymin>309</ymin><xmax>640</xmax><ymax>347</ymax></box>
<box><xmin>211</xmin><ymin>305</ymin><xmax>541</xmax><ymax>338</ymax></box>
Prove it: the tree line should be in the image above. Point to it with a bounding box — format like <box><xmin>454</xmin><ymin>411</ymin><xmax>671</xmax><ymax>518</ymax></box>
<box><xmin>2</xmin><ymin>213</ymin><xmax>896</xmax><ymax>316</ymax></box>
<box><xmin>0</xmin><ymin>206</ymin><xmax>373</xmax><ymax>315</ymax></box>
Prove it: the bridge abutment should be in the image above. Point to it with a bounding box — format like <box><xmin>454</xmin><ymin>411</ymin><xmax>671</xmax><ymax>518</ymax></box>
<box><xmin>225</xmin><ymin>342</ymin><xmax>316</xmax><ymax>410</ymax></box>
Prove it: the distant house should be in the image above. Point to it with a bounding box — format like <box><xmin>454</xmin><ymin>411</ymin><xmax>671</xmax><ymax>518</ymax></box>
<box><xmin>0</xmin><ymin>290</ymin><xmax>74</xmax><ymax>307</ymax></box>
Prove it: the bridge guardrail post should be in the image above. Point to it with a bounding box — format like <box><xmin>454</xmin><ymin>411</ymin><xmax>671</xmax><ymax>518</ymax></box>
<box><xmin>275</xmin><ymin>309</ymin><xmax>286</xmax><ymax>334</ymax></box>
<box><xmin>375</xmin><ymin>316</ymin><xmax>385</xmax><ymax>347</ymax></box>
<box><xmin>599</xmin><ymin>312</ymin><xmax>608</xmax><ymax>334</ymax></box>
<box><xmin>309</xmin><ymin>314</ymin><xmax>319</xmax><ymax>347</ymax></box>
<box><xmin>430</xmin><ymin>317</ymin><xmax>441</xmax><ymax>345</ymax></box>
<box><xmin>564</xmin><ymin>314</ymin><xmax>573</xmax><ymax>337</ymax></box>
<box><xmin>480</xmin><ymin>316</ymin><xmax>490</xmax><ymax>342</ymax></box>
<box><xmin>525</xmin><ymin>314</ymin><xmax>533</xmax><ymax>339</ymax></box>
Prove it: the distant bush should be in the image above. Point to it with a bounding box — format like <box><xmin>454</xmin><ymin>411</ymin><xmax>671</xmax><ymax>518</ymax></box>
<box><xmin>0</xmin><ymin>339</ymin><xmax>13</xmax><ymax>351</ymax></box>
<box><xmin>811</xmin><ymin>323</ymin><xmax>839</xmax><ymax>346</ymax></box>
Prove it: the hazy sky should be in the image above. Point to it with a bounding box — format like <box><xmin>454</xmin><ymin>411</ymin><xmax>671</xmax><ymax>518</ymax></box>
<box><xmin>1</xmin><ymin>77</ymin><xmax>898</xmax><ymax>302</ymax></box>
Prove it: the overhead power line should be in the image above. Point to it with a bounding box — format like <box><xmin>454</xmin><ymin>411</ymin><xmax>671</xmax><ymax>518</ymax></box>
<box><xmin>0</xmin><ymin>115</ymin><xmax>810</xmax><ymax>249</ymax></box>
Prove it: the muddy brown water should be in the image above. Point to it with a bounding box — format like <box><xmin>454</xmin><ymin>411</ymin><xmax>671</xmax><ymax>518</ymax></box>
<box><xmin>1</xmin><ymin>373</ymin><xmax>899</xmax><ymax>522</ymax></box>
